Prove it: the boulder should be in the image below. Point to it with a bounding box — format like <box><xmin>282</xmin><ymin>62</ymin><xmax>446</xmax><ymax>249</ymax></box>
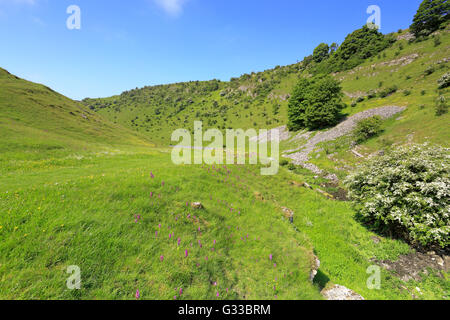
<box><xmin>191</xmin><ymin>202</ymin><xmax>203</xmax><ymax>209</ymax></box>
<box><xmin>309</xmin><ymin>255</ymin><xmax>321</xmax><ymax>282</ymax></box>
<box><xmin>321</xmin><ymin>285</ymin><xmax>364</xmax><ymax>300</ymax></box>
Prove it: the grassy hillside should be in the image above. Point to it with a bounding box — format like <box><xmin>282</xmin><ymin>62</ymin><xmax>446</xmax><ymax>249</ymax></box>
<box><xmin>0</xmin><ymin>24</ymin><xmax>448</xmax><ymax>300</ymax></box>
<box><xmin>83</xmin><ymin>28</ymin><xmax>449</xmax><ymax>149</ymax></box>
<box><xmin>0</xmin><ymin>67</ymin><xmax>153</xmax><ymax>161</ymax></box>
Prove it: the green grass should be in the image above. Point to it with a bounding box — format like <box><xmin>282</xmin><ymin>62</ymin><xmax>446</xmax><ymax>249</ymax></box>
<box><xmin>0</xmin><ymin>67</ymin><xmax>154</xmax><ymax>161</ymax></box>
<box><xmin>0</xmin><ymin>27</ymin><xmax>448</xmax><ymax>301</ymax></box>
<box><xmin>0</xmin><ymin>152</ymin><xmax>322</xmax><ymax>300</ymax></box>
<box><xmin>1</xmin><ymin>150</ymin><xmax>447</xmax><ymax>300</ymax></box>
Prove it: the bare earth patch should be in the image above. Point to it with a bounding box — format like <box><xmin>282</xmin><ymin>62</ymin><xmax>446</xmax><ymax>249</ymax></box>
<box><xmin>375</xmin><ymin>252</ymin><xmax>449</xmax><ymax>282</ymax></box>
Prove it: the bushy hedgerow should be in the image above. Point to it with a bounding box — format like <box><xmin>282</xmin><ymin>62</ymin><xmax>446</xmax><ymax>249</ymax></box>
<box><xmin>345</xmin><ymin>144</ymin><xmax>450</xmax><ymax>249</ymax></box>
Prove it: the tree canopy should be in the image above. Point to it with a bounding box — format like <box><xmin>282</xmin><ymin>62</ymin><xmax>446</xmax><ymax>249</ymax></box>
<box><xmin>288</xmin><ymin>75</ymin><xmax>345</xmax><ymax>131</ymax></box>
<box><xmin>311</xmin><ymin>25</ymin><xmax>395</xmax><ymax>74</ymax></box>
<box><xmin>312</xmin><ymin>43</ymin><xmax>330</xmax><ymax>63</ymax></box>
<box><xmin>410</xmin><ymin>0</ymin><xmax>450</xmax><ymax>37</ymax></box>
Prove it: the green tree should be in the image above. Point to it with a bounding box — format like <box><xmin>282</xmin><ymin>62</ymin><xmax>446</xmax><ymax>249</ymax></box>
<box><xmin>330</xmin><ymin>42</ymin><xmax>339</xmax><ymax>54</ymax></box>
<box><xmin>288</xmin><ymin>75</ymin><xmax>345</xmax><ymax>130</ymax></box>
<box><xmin>410</xmin><ymin>0</ymin><xmax>450</xmax><ymax>37</ymax></box>
<box><xmin>312</xmin><ymin>43</ymin><xmax>330</xmax><ymax>63</ymax></box>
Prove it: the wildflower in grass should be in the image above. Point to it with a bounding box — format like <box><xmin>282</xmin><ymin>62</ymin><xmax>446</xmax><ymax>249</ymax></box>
<box><xmin>174</xmin><ymin>296</ymin><xmax>177</xmax><ymax>300</ymax></box>
<box><xmin>169</xmin><ymin>233</ymin><xmax>172</xmax><ymax>240</ymax></box>
<box><xmin>216</xmin><ymin>292</ymin><xmax>219</xmax><ymax>298</ymax></box>
<box><xmin>155</xmin><ymin>231</ymin><xmax>158</xmax><ymax>237</ymax></box>
<box><xmin>160</xmin><ymin>255</ymin><xmax>164</xmax><ymax>262</ymax></box>
<box><xmin>185</xmin><ymin>249</ymin><xmax>188</xmax><ymax>258</ymax></box>
<box><xmin>179</xmin><ymin>288</ymin><xmax>183</xmax><ymax>295</ymax></box>
<box><xmin>269</xmin><ymin>254</ymin><xmax>273</xmax><ymax>261</ymax></box>
<box><xmin>150</xmin><ymin>192</ymin><xmax>153</xmax><ymax>197</ymax></box>
<box><xmin>150</xmin><ymin>172</ymin><xmax>154</xmax><ymax>179</ymax></box>
<box><xmin>213</xmin><ymin>240</ymin><xmax>216</xmax><ymax>245</ymax></box>
<box><xmin>158</xmin><ymin>224</ymin><xmax>161</xmax><ymax>229</ymax></box>
<box><xmin>178</xmin><ymin>238</ymin><xmax>181</xmax><ymax>246</ymax></box>
<box><xmin>136</xmin><ymin>290</ymin><xmax>140</xmax><ymax>300</ymax></box>
<box><xmin>162</xmin><ymin>181</ymin><xmax>165</xmax><ymax>187</ymax></box>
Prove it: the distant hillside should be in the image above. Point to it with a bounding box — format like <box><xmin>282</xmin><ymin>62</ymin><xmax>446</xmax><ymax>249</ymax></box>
<box><xmin>83</xmin><ymin>26</ymin><xmax>449</xmax><ymax>148</ymax></box>
<box><xmin>0</xmin><ymin>68</ymin><xmax>153</xmax><ymax>160</ymax></box>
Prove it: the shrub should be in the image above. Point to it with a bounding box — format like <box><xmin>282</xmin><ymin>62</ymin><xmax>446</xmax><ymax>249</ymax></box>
<box><xmin>424</xmin><ymin>66</ymin><xmax>435</xmax><ymax>76</ymax></box>
<box><xmin>287</xmin><ymin>163</ymin><xmax>296</xmax><ymax>171</ymax></box>
<box><xmin>352</xmin><ymin>116</ymin><xmax>383</xmax><ymax>143</ymax></box>
<box><xmin>288</xmin><ymin>75</ymin><xmax>345</xmax><ymax>130</ymax></box>
<box><xmin>434</xmin><ymin>36</ymin><xmax>442</xmax><ymax>47</ymax></box>
<box><xmin>438</xmin><ymin>72</ymin><xmax>450</xmax><ymax>89</ymax></box>
<box><xmin>367</xmin><ymin>90</ymin><xmax>377</xmax><ymax>99</ymax></box>
<box><xmin>356</xmin><ymin>96</ymin><xmax>365</xmax><ymax>103</ymax></box>
<box><xmin>379</xmin><ymin>85</ymin><xmax>398</xmax><ymax>98</ymax></box>
<box><xmin>345</xmin><ymin>144</ymin><xmax>450</xmax><ymax>249</ymax></box>
<box><xmin>403</xmin><ymin>90</ymin><xmax>412</xmax><ymax>96</ymax></box>
<box><xmin>435</xmin><ymin>95</ymin><xmax>448</xmax><ymax>116</ymax></box>
<box><xmin>280</xmin><ymin>159</ymin><xmax>289</xmax><ymax>167</ymax></box>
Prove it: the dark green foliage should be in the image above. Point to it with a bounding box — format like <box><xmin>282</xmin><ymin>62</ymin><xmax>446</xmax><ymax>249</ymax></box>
<box><xmin>287</xmin><ymin>163</ymin><xmax>296</xmax><ymax>171</ymax></box>
<box><xmin>424</xmin><ymin>66</ymin><xmax>436</xmax><ymax>75</ymax></box>
<box><xmin>313</xmin><ymin>43</ymin><xmax>330</xmax><ymax>63</ymax></box>
<box><xmin>410</xmin><ymin>0</ymin><xmax>450</xmax><ymax>37</ymax></box>
<box><xmin>379</xmin><ymin>85</ymin><xmax>398</xmax><ymax>98</ymax></box>
<box><xmin>435</xmin><ymin>95</ymin><xmax>448</xmax><ymax>115</ymax></box>
<box><xmin>288</xmin><ymin>75</ymin><xmax>345</xmax><ymax>131</ymax></box>
<box><xmin>314</xmin><ymin>25</ymin><xmax>395</xmax><ymax>74</ymax></box>
<box><xmin>434</xmin><ymin>35</ymin><xmax>442</xmax><ymax>46</ymax></box>
<box><xmin>353</xmin><ymin>116</ymin><xmax>383</xmax><ymax>143</ymax></box>
<box><xmin>367</xmin><ymin>90</ymin><xmax>377</xmax><ymax>99</ymax></box>
<box><xmin>280</xmin><ymin>159</ymin><xmax>289</xmax><ymax>167</ymax></box>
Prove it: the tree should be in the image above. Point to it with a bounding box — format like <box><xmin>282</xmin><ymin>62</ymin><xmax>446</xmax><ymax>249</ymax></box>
<box><xmin>410</xmin><ymin>0</ymin><xmax>450</xmax><ymax>37</ymax></box>
<box><xmin>312</xmin><ymin>43</ymin><xmax>330</xmax><ymax>63</ymax></box>
<box><xmin>288</xmin><ymin>75</ymin><xmax>345</xmax><ymax>130</ymax></box>
<box><xmin>312</xmin><ymin>25</ymin><xmax>395</xmax><ymax>74</ymax></box>
<box><xmin>330</xmin><ymin>42</ymin><xmax>339</xmax><ymax>54</ymax></box>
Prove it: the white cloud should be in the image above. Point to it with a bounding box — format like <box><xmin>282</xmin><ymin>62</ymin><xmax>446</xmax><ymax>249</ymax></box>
<box><xmin>154</xmin><ymin>0</ymin><xmax>187</xmax><ymax>17</ymax></box>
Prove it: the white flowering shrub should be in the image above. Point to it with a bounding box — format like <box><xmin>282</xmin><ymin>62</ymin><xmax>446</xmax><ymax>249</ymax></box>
<box><xmin>438</xmin><ymin>72</ymin><xmax>450</xmax><ymax>89</ymax></box>
<box><xmin>345</xmin><ymin>144</ymin><xmax>449</xmax><ymax>249</ymax></box>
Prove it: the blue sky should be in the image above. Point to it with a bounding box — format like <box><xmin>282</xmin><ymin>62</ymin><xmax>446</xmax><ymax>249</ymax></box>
<box><xmin>0</xmin><ymin>0</ymin><xmax>422</xmax><ymax>100</ymax></box>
